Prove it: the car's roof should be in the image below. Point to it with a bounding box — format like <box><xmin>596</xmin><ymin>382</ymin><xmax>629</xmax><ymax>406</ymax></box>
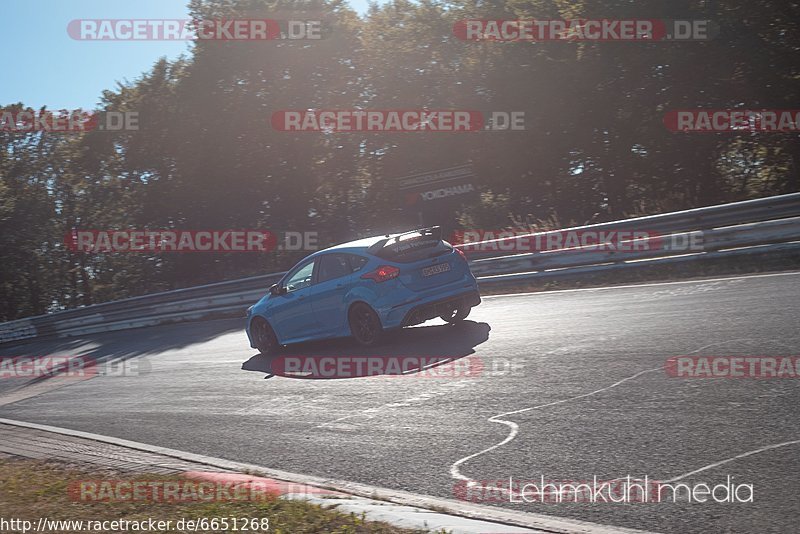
<box><xmin>309</xmin><ymin>234</ymin><xmax>391</xmax><ymax>257</ymax></box>
<box><xmin>309</xmin><ymin>229</ymin><xmax>446</xmax><ymax>258</ymax></box>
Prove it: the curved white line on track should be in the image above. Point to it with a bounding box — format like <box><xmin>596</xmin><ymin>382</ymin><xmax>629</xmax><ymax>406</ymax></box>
<box><xmin>450</xmin><ymin>338</ymin><xmax>800</xmax><ymax>494</ymax></box>
<box><xmin>449</xmin><ymin>367</ymin><xmax>661</xmax><ymax>483</ymax></box>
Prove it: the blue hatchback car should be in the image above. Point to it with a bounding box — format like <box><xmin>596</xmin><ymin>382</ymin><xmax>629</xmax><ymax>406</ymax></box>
<box><xmin>246</xmin><ymin>227</ymin><xmax>481</xmax><ymax>354</ymax></box>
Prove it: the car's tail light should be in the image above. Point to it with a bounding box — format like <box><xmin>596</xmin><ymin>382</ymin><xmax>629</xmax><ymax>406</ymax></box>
<box><xmin>361</xmin><ymin>265</ymin><xmax>400</xmax><ymax>283</ymax></box>
<box><xmin>455</xmin><ymin>247</ymin><xmax>467</xmax><ymax>261</ymax></box>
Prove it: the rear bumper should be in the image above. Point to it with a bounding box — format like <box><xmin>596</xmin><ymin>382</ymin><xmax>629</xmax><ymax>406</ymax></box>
<box><xmin>400</xmin><ymin>290</ymin><xmax>481</xmax><ymax>327</ymax></box>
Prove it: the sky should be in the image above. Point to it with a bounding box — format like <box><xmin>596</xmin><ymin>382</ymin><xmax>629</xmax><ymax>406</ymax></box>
<box><xmin>0</xmin><ymin>0</ymin><xmax>376</xmax><ymax>111</ymax></box>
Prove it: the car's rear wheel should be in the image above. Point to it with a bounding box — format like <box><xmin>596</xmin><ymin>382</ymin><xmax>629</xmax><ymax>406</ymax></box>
<box><xmin>251</xmin><ymin>317</ymin><xmax>278</xmax><ymax>355</ymax></box>
<box><xmin>440</xmin><ymin>305</ymin><xmax>470</xmax><ymax>323</ymax></box>
<box><xmin>349</xmin><ymin>303</ymin><xmax>383</xmax><ymax>346</ymax></box>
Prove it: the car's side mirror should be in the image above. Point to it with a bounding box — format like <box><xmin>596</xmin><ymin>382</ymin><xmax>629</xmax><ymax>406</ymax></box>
<box><xmin>269</xmin><ymin>284</ymin><xmax>284</xmax><ymax>296</ymax></box>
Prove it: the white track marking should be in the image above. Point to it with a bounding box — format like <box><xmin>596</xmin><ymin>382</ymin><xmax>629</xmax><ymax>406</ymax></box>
<box><xmin>481</xmin><ymin>270</ymin><xmax>800</xmax><ymax>299</ymax></box>
<box><xmin>318</xmin><ymin>380</ymin><xmax>473</xmax><ymax>429</ymax></box>
<box><xmin>661</xmin><ymin>440</ymin><xmax>800</xmax><ymax>484</ymax></box>
<box><xmin>450</xmin><ymin>338</ymin><xmax>800</xmax><ymax>496</ymax></box>
<box><xmin>449</xmin><ymin>367</ymin><xmax>661</xmax><ymax>483</ymax></box>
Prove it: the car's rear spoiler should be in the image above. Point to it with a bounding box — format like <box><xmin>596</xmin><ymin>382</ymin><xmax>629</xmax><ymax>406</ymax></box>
<box><xmin>368</xmin><ymin>226</ymin><xmax>443</xmax><ymax>258</ymax></box>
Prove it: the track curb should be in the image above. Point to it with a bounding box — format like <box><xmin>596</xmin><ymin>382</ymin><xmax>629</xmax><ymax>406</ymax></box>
<box><xmin>0</xmin><ymin>417</ymin><xmax>657</xmax><ymax>534</ymax></box>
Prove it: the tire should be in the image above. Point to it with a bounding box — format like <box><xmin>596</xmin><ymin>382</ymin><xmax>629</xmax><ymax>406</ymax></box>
<box><xmin>440</xmin><ymin>305</ymin><xmax>471</xmax><ymax>324</ymax></box>
<box><xmin>349</xmin><ymin>303</ymin><xmax>383</xmax><ymax>346</ymax></box>
<box><xmin>251</xmin><ymin>317</ymin><xmax>278</xmax><ymax>355</ymax></box>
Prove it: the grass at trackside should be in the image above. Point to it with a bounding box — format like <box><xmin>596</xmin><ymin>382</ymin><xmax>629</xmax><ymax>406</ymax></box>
<box><xmin>477</xmin><ymin>250</ymin><xmax>800</xmax><ymax>296</ymax></box>
<box><xmin>0</xmin><ymin>458</ymin><xmax>438</xmax><ymax>534</ymax></box>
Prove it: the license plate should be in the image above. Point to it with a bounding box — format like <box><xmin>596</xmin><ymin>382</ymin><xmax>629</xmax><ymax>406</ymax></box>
<box><xmin>422</xmin><ymin>262</ymin><xmax>451</xmax><ymax>277</ymax></box>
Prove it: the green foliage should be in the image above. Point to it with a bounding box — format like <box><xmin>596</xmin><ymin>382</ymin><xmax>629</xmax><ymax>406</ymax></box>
<box><xmin>1</xmin><ymin>0</ymin><xmax>799</xmax><ymax>319</ymax></box>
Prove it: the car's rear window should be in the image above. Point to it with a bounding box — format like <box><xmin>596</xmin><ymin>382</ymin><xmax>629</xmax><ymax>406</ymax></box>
<box><xmin>369</xmin><ymin>230</ymin><xmax>452</xmax><ymax>263</ymax></box>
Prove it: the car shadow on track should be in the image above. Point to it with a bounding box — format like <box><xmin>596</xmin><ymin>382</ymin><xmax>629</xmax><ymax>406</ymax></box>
<box><xmin>241</xmin><ymin>320</ymin><xmax>491</xmax><ymax>380</ymax></box>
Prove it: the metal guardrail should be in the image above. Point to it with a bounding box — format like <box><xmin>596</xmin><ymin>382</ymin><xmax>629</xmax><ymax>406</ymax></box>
<box><xmin>1</xmin><ymin>193</ymin><xmax>799</xmax><ymax>345</ymax></box>
<box><xmin>459</xmin><ymin>192</ymin><xmax>800</xmax><ymax>260</ymax></box>
<box><xmin>0</xmin><ymin>272</ymin><xmax>285</xmax><ymax>344</ymax></box>
<box><xmin>466</xmin><ymin>216</ymin><xmax>800</xmax><ymax>276</ymax></box>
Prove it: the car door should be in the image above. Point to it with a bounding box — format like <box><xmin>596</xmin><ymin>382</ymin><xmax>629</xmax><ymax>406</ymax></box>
<box><xmin>311</xmin><ymin>253</ymin><xmax>362</xmax><ymax>335</ymax></box>
<box><xmin>268</xmin><ymin>258</ymin><xmax>318</xmax><ymax>342</ymax></box>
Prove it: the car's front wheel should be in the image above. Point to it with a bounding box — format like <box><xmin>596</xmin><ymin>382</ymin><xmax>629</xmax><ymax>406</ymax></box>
<box><xmin>349</xmin><ymin>303</ymin><xmax>383</xmax><ymax>346</ymax></box>
<box><xmin>440</xmin><ymin>305</ymin><xmax>471</xmax><ymax>324</ymax></box>
<box><xmin>251</xmin><ymin>317</ymin><xmax>278</xmax><ymax>355</ymax></box>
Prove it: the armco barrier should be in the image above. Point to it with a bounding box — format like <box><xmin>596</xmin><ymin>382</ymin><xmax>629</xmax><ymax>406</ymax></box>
<box><xmin>461</xmin><ymin>191</ymin><xmax>800</xmax><ymax>260</ymax></box>
<box><xmin>0</xmin><ymin>193</ymin><xmax>799</xmax><ymax>345</ymax></box>
<box><xmin>476</xmin><ymin>240</ymin><xmax>800</xmax><ymax>286</ymax></box>
<box><xmin>466</xmin><ymin>215</ymin><xmax>800</xmax><ymax>276</ymax></box>
<box><xmin>0</xmin><ymin>272</ymin><xmax>285</xmax><ymax>344</ymax></box>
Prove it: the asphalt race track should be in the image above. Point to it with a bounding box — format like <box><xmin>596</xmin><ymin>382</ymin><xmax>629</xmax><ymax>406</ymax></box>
<box><xmin>2</xmin><ymin>272</ymin><xmax>799</xmax><ymax>534</ymax></box>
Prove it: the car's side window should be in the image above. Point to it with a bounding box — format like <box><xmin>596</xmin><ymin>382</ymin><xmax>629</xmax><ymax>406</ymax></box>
<box><xmin>317</xmin><ymin>254</ymin><xmax>351</xmax><ymax>283</ymax></box>
<box><xmin>284</xmin><ymin>260</ymin><xmax>316</xmax><ymax>292</ymax></box>
<box><xmin>346</xmin><ymin>254</ymin><xmax>369</xmax><ymax>273</ymax></box>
